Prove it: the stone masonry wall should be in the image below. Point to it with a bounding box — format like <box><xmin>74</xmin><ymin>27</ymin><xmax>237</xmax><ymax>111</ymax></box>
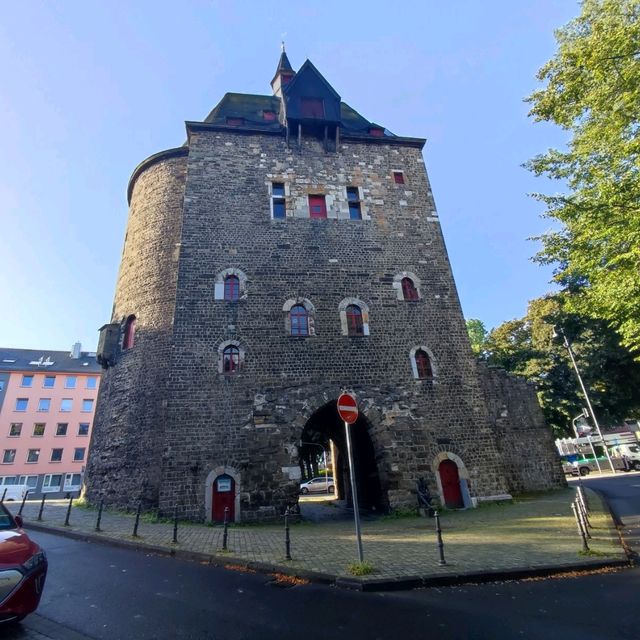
<box><xmin>158</xmin><ymin>130</ymin><xmax>510</xmax><ymax>520</ymax></box>
<box><xmin>477</xmin><ymin>362</ymin><xmax>566</xmax><ymax>493</ymax></box>
<box><xmin>84</xmin><ymin>154</ymin><xmax>187</xmax><ymax>509</ymax></box>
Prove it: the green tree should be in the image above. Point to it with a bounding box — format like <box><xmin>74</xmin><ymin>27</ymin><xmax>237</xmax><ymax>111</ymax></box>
<box><xmin>526</xmin><ymin>0</ymin><xmax>640</xmax><ymax>356</ymax></box>
<box><xmin>485</xmin><ymin>295</ymin><xmax>640</xmax><ymax>437</ymax></box>
<box><xmin>465</xmin><ymin>318</ymin><xmax>488</xmax><ymax>357</ymax></box>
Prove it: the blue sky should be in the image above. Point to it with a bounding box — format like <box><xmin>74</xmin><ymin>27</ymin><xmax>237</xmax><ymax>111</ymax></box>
<box><xmin>0</xmin><ymin>1</ymin><xmax>578</xmax><ymax>351</ymax></box>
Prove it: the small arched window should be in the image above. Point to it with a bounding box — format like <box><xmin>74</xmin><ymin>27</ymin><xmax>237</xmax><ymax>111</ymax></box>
<box><xmin>222</xmin><ymin>345</ymin><xmax>240</xmax><ymax>374</ymax></box>
<box><xmin>123</xmin><ymin>315</ymin><xmax>136</xmax><ymax>350</ymax></box>
<box><xmin>224</xmin><ymin>275</ymin><xmax>240</xmax><ymax>301</ymax></box>
<box><xmin>346</xmin><ymin>305</ymin><xmax>364</xmax><ymax>336</ymax></box>
<box><xmin>401</xmin><ymin>277</ymin><xmax>419</xmax><ymax>301</ymax></box>
<box><xmin>415</xmin><ymin>349</ymin><xmax>433</xmax><ymax>379</ymax></box>
<box><xmin>290</xmin><ymin>305</ymin><xmax>309</xmax><ymax>336</ymax></box>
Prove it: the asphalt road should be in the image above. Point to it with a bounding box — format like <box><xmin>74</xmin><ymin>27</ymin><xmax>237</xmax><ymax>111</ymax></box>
<box><xmin>2</xmin><ymin>527</ymin><xmax>637</xmax><ymax>640</ymax></box>
<box><xmin>578</xmin><ymin>471</ymin><xmax>640</xmax><ymax>556</ymax></box>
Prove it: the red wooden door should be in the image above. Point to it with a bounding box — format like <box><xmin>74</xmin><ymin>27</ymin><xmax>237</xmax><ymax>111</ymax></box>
<box><xmin>309</xmin><ymin>195</ymin><xmax>327</xmax><ymax>219</ymax></box>
<box><xmin>212</xmin><ymin>474</ymin><xmax>235</xmax><ymax>522</ymax></box>
<box><xmin>438</xmin><ymin>460</ymin><xmax>463</xmax><ymax>508</ymax></box>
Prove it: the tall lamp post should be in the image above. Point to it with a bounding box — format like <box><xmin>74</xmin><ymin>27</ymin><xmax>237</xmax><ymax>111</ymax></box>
<box><xmin>555</xmin><ymin>327</ymin><xmax>615</xmax><ymax>473</ymax></box>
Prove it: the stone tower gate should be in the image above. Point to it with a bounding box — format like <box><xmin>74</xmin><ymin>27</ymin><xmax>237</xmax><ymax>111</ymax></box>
<box><xmin>85</xmin><ymin>52</ymin><xmax>564</xmax><ymax>521</ymax></box>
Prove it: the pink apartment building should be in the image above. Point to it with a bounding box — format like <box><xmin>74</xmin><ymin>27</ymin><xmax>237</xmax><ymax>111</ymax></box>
<box><xmin>0</xmin><ymin>344</ymin><xmax>101</xmax><ymax>498</ymax></box>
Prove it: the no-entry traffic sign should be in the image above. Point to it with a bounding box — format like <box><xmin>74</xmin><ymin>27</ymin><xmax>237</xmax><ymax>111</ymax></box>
<box><xmin>337</xmin><ymin>393</ymin><xmax>358</xmax><ymax>424</ymax></box>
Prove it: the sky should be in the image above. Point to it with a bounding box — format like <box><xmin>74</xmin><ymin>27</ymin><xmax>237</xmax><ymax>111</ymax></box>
<box><xmin>0</xmin><ymin>1</ymin><xmax>579</xmax><ymax>352</ymax></box>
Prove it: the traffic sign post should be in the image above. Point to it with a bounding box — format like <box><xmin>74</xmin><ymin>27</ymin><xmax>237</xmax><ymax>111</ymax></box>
<box><xmin>338</xmin><ymin>393</ymin><xmax>364</xmax><ymax>563</ymax></box>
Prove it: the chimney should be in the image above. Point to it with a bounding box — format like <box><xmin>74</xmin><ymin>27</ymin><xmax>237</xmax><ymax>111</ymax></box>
<box><xmin>70</xmin><ymin>342</ymin><xmax>82</xmax><ymax>359</ymax></box>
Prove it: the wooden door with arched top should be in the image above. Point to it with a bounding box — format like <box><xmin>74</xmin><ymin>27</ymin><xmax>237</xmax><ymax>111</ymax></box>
<box><xmin>438</xmin><ymin>460</ymin><xmax>463</xmax><ymax>508</ymax></box>
<box><xmin>212</xmin><ymin>474</ymin><xmax>235</xmax><ymax>522</ymax></box>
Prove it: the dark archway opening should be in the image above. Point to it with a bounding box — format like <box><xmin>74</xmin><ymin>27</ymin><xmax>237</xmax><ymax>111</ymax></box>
<box><xmin>299</xmin><ymin>401</ymin><xmax>385</xmax><ymax>512</ymax></box>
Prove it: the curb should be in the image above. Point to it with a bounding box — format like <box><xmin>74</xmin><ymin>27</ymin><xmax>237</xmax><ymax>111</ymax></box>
<box><xmin>23</xmin><ymin>521</ymin><xmax>631</xmax><ymax>592</ymax></box>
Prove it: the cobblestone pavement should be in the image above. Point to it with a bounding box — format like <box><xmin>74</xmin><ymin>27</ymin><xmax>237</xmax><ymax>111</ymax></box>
<box><xmin>6</xmin><ymin>488</ymin><xmax>625</xmax><ymax>580</ymax></box>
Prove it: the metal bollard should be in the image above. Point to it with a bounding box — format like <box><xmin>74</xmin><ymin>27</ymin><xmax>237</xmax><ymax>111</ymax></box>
<box><xmin>95</xmin><ymin>500</ymin><xmax>104</xmax><ymax>532</ymax></box>
<box><xmin>222</xmin><ymin>507</ymin><xmax>229</xmax><ymax>551</ymax></box>
<box><xmin>173</xmin><ymin>506</ymin><xmax>179</xmax><ymax>544</ymax></box>
<box><xmin>284</xmin><ymin>507</ymin><xmax>292</xmax><ymax>560</ymax></box>
<box><xmin>37</xmin><ymin>494</ymin><xmax>47</xmax><ymax>521</ymax></box>
<box><xmin>576</xmin><ymin>494</ymin><xmax>592</xmax><ymax>529</ymax></box>
<box><xmin>1</xmin><ymin>487</ymin><xmax>7</xmax><ymax>504</ymax></box>
<box><xmin>577</xmin><ymin>486</ymin><xmax>590</xmax><ymax>515</ymax></box>
<box><xmin>434</xmin><ymin>510</ymin><xmax>447</xmax><ymax>566</ymax></box>
<box><xmin>576</xmin><ymin>500</ymin><xmax>592</xmax><ymax>538</ymax></box>
<box><xmin>64</xmin><ymin>495</ymin><xmax>73</xmax><ymax>526</ymax></box>
<box><xmin>132</xmin><ymin>502</ymin><xmax>142</xmax><ymax>537</ymax></box>
<box><xmin>571</xmin><ymin>501</ymin><xmax>589</xmax><ymax>552</ymax></box>
<box><xmin>18</xmin><ymin>490</ymin><xmax>30</xmax><ymax>516</ymax></box>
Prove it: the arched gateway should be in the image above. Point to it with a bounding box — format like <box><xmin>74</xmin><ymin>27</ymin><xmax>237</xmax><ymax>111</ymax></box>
<box><xmin>299</xmin><ymin>400</ymin><xmax>385</xmax><ymax>512</ymax></box>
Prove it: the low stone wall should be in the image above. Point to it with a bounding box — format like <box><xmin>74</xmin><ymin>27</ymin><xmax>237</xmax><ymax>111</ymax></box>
<box><xmin>477</xmin><ymin>362</ymin><xmax>566</xmax><ymax>494</ymax></box>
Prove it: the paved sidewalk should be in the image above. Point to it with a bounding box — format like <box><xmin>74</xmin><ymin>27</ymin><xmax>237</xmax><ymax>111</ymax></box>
<box><xmin>7</xmin><ymin>488</ymin><xmax>627</xmax><ymax>588</ymax></box>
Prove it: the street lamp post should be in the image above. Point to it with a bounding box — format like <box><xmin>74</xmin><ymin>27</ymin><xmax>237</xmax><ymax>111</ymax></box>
<box><xmin>572</xmin><ymin>412</ymin><xmax>602</xmax><ymax>473</ymax></box>
<box><xmin>556</xmin><ymin>327</ymin><xmax>615</xmax><ymax>473</ymax></box>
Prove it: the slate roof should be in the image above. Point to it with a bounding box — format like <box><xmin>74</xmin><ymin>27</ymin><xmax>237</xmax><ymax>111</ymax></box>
<box><xmin>0</xmin><ymin>348</ymin><xmax>101</xmax><ymax>374</ymax></box>
<box><xmin>271</xmin><ymin>50</ymin><xmax>294</xmax><ymax>83</ymax></box>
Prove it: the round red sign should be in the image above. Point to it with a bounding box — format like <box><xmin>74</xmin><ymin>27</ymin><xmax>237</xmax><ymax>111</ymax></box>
<box><xmin>337</xmin><ymin>393</ymin><xmax>358</xmax><ymax>424</ymax></box>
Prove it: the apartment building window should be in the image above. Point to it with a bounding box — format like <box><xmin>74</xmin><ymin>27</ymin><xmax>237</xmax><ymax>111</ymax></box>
<box><xmin>26</xmin><ymin>449</ymin><xmax>40</xmax><ymax>463</ymax></box>
<box><xmin>42</xmin><ymin>474</ymin><xmax>62</xmax><ymax>492</ymax></box>
<box><xmin>78</xmin><ymin>423</ymin><xmax>90</xmax><ymax>436</ymax></box>
<box><xmin>43</xmin><ymin>375</ymin><xmax>56</xmax><ymax>388</ymax></box>
<box><xmin>56</xmin><ymin>423</ymin><xmax>68</xmax><ymax>436</ymax></box>
<box><xmin>2</xmin><ymin>450</ymin><xmax>16</xmax><ymax>464</ymax></box>
<box><xmin>63</xmin><ymin>473</ymin><xmax>82</xmax><ymax>491</ymax></box>
<box><xmin>9</xmin><ymin>423</ymin><xmax>22</xmax><ymax>437</ymax></box>
<box><xmin>271</xmin><ymin>182</ymin><xmax>286</xmax><ymax>219</ymax></box>
<box><xmin>82</xmin><ymin>399</ymin><xmax>94</xmax><ymax>412</ymax></box>
<box><xmin>21</xmin><ymin>374</ymin><xmax>34</xmax><ymax>387</ymax></box>
<box><xmin>86</xmin><ymin>376</ymin><xmax>97</xmax><ymax>390</ymax></box>
<box><xmin>73</xmin><ymin>448</ymin><xmax>86</xmax><ymax>462</ymax></box>
<box><xmin>37</xmin><ymin>398</ymin><xmax>51</xmax><ymax>412</ymax></box>
<box><xmin>60</xmin><ymin>399</ymin><xmax>72</xmax><ymax>412</ymax></box>
<box><xmin>50</xmin><ymin>448</ymin><xmax>63</xmax><ymax>463</ymax></box>
<box><xmin>33</xmin><ymin>423</ymin><xmax>45</xmax><ymax>437</ymax></box>
<box><xmin>65</xmin><ymin>376</ymin><xmax>77</xmax><ymax>389</ymax></box>
<box><xmin>15</xmin><ymin>398</ymin><xmax>28</xmax><ymax>412</ymax></box>
<box><xmin>346</xmin><ymin>187</ymin><xmax>362</xmax><ymax>220</ymax></box>
<box><xmin>309</xmin><ymin>195</ymin><xmax>327</xmax><ymax>219</ymax></box>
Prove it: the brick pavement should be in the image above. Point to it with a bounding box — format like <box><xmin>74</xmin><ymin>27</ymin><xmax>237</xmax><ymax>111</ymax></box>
<box><xmin>6</xmin><ymin>488</ymin><xmax>626</xmax><ymax>582</ymax></box>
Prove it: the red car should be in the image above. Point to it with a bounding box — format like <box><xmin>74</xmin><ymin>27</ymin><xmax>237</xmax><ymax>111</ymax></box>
<box><xmin>0</xmin><ymin>503</ymin><xmax>47</xmax><ymax>623</ymax></box>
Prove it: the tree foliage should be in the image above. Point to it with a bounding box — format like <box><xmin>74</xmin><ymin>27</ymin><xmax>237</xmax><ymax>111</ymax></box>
<box><xmin>485</xmin><ymin>295</ymin><xmax>640</xmax><ymax>437</ymax></box>
<box><xmin>526</xmin><ymin>0</ymin><xmax>640</xmax><ymax>356</ymax></box>
<box><xmin>465</xmin><ymin>318</ymin><xmax>488</xmax><ymax>357</ymax></box>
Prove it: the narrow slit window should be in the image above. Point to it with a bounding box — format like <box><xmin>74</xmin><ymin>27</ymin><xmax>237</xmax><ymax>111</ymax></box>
<box><xmin>123</xmin><ymin>315</ymin><xmax>136</xmax><ymax>350</ymax></box>
<box><xmin>272</xmin><ymin>182</ymin><xmax>286</xmax><ymax>219</ymax></box>
<box><xmin>415</xmin><ymin>350</ymin><xmax>433</xmax><ymax>379</ymax></box>
<box><xmin>346</xmin><ymin>187</ymin><xmax>362</xmax><ymax>220</ymax></box>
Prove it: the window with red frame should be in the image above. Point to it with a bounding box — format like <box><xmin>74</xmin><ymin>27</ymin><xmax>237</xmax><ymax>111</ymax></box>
<box><xmin>346</xmin><ymin>305</ymin><xmax>364</xmax><ymax>336</ymax></box>
<box><xmin>401</xmin><ymin>277</ymin><xmax>419</xmax><ymax>301</ymax></box>
<box><xmin>393</xmin><ymin>171</ymin><xmax>405</xmax><ymax>184</ymax></box>
<box><xmin>415</xmin><ymin>350</ymin><xmax>433</xmax><ymax>379</ymax></box>
<box><xmin>369</xmin><ymin>127</ymin><xmax>384</xmax><ymax>137</ymax></box>
<box><xmin>300</xmin><ymin>97</ymin><xmax>325</xmax><ymax>119</ymax></box>
<box><xmin>308</xmin><ymin>195</ymin><xmax>327</xmax><ymax>219</ymax></box>
<box><xmin>222</xmin><ymin>346</ymin><xmax>240</xmax><ymax>374</ymax></box>
<box><xmin>263</xmin><ymin>110</ymin><xmax>277</xmax><ymax>122</ymax></box>
<box><xmin>224</xmin><ymin>275</ymin><xmax>240</xmax><ymax>301</ymax></box>
<box><xmin>226</xmin><ymin>117</ymin><xmax>244</xmax><ymax>126</ymax></box>
<box><xmin>123</xmin><ymin>315</ymin><xmax>136</xmax><ymax>349</ymax></box>
<box><xmin>290</xmin><ymin>305</ymin><xmax>309</xmax><ymax>336</ymax></box>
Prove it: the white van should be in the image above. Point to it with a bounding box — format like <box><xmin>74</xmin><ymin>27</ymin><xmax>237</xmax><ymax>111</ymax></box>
<box><xmin>0</xmin><ymin>484</ymin><xmax>30</xmax><ymax>502</ymax></box>
<box><xmin>610</xmin><ymin>444</ymin><xmax>640</xmax><ymax>470</ymax></box>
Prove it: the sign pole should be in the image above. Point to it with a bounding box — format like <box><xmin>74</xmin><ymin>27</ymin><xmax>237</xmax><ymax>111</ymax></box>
<box><xmin>344</xmin><ymin>419</ymin><xmax>364</xmax><ymax>563</ymax></box>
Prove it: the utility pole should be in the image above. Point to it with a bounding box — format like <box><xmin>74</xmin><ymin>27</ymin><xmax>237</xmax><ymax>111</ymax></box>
<box><xmin>557</xmin><ymin>327</ymin><xmax>615</xmax><ymax>473</ymax></box>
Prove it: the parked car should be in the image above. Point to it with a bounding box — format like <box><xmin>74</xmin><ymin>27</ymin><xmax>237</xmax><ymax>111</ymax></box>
<box><xmin>0</xmin><ymin>503</ymin><xmax>47</xmax><ymax>623</ymax></box>
<box><xmin>299</xmin><ymin>477</ymin><xmax>335</xmax><ymax>494</ymax></box>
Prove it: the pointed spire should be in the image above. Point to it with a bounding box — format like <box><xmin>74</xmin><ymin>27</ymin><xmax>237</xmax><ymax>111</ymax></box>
<box><xmin>271</xmin><ymin>45</ymin><xmax>295</xmax><ymax>97</ymax></box>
